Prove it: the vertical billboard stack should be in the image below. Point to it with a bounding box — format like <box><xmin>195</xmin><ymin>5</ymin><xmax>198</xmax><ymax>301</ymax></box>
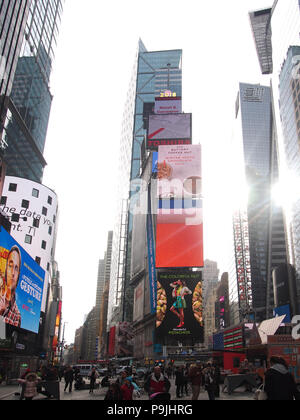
<box><xmin>147</xmin><ymin>90</ymin><xmax>204</xmax><ymax>343</ymax></box>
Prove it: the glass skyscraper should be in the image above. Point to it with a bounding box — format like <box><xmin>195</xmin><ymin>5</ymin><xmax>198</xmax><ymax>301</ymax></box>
<box><xmin>279</xmin><ymin>46</ymin><xmax>300</xmax><ymax>304</ymax></box>
<box><xmin>250</xmin><ymin>0</ymin><xmax>300</xmax><ymax>312</ymax></box>
<box><xmin>0</xmin><ymin>0</ymin><xmax>31</xmax><ymax>140</ymax></box>
<box><xmin>2</xmin><ymin>0</ymin><xmax>63</xmax><ymax>182</ymax></box>
<box><xmin>108</xmin><ymin>40</ymin><xmax>182</xmax><ymax>325</ymax></box>
<box><xmin>230</xmin><ymin>82</ymin><xmax>288</xmax><ymax>323</ymax></box>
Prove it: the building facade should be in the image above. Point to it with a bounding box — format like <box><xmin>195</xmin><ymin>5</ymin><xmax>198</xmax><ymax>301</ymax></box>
<box><xmin>250</xmin><ymin>0</ymin><xmax>300</xmax><ymax>312</ymax></box>
<box><xmin>2</xmin><ymin>0</ymin><xmax>64</xmax><ymax>182</ymax></box>
<box><xmin>108</xmin><ymin>40</ymin><xmax>183</xmax><ymax>327</ymax></box>
<box><xmin>0</xmin><ymin>0</ymin><xmax>31</xmax><ymax>138</ymax></box>
<box><xmin>229</xmin><ymin>82</ymin><xmax>288</xmax><ymax>323</ymax></box>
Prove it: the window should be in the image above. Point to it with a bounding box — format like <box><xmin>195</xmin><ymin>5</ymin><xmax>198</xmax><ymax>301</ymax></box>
<box><xmin>35</xmin><ymin>257</ymin><xmax>41</xmax><ymax>265</ymax></box>
<box><xmin>47</xmin><ymin>196</ymin><xmax>52</xmax><ymax>205</ymax></box>
<box><xmin>21</xmin><ymin>199</ymin><xmax>30</xmax><ymax>209</ymax></box>
<box><xmin>48</xmin><ymin>226</ymin><xmax>52</xmax><ymax>235</ymax></box>
<box><xmin>11</xmin><ymin>214</ymin><xmax>20</xmax><ymax>223</ymax></box>
<box><xmin>0</xmin><ymin>196</ymin><xmax>7</xmax><ymax>205</ymax></box>
<box><xmin>42</xmin><ymin>207</ymin><xmax>48</xmax><ymax>216</ymax></box>
<box><xmin>41</xmin><ymin>240</ymin><xmax>47</xmax><ymax>250</ymax></box>
<box><xmin>25</xmin><ymin>235</ymin><xmax>32</xmax><ymax>244</ymax></box>
<box><xmin>8</xmin><ymin>183</ymin><xmax>17</xmax><ymax>192</ymax></box>
<box><xmin>32</xmin><ymin>188</ymin><xmax>39</xmax><ymax>198</ymax></box>
<box><xmin>47</xmin><ymin>262</ymin><xmax>50</xmax><ymax>271</ymax></box>
<box><xmin>33</xmin><ymin>218</ymin><xmax>40</xmax><ymax>228</ymax></box>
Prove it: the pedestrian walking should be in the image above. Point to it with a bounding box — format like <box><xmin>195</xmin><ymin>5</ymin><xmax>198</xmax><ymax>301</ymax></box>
<box><xmin>264</xmin><ymin>356</ymin><xmax>300</xmax><ymax>400</ymax></box>
<box><xmin>189</xmin><ymin>361</ymin><xmax>203</xmax><ymax>400</ymax></box>
<box><xmin>213</xmin><ymin>361</ymin><xmax>221</xmax><ymax>398</ymax></box>
<box><xmin>104</xmin><ymin>382</ymin><xmax>123</xmax><ymax>400</ymax></box>
<box><xmin>18</xmin><ymin>372</ymin><xmax>41</xmax><ymax>401</ymax></box>
<box><xmin>64</xmin><ymin>365</ymin><xmax>74</xmax><ymax>393</ymax></box>
<box><xmin>182</xmin><ymin>366</ymin><xmax>189</xmax><ymax>397</ymax></box>
<box><xmin>174</xmin><ymin>366</ymin><xmax>184</xmax><ymax>399</ymax></box>
<box><xmin>121</xmin><ymin>378</ymin><xmax>134</xmax><ymax>400</ymax></box>
<box><xmin>203</xmin><ymin>363</ymin><xmax>217</xmax><ymax>401</ymax></box>
<box><xmin>144</xmin><ymin>366</ymin><xmax>171</xmax><ymax>398</ymax></box>
<box><xmin>88</xmin><ymin>367</ymin><xmax>99</xmax><ymax>394</ymax></box>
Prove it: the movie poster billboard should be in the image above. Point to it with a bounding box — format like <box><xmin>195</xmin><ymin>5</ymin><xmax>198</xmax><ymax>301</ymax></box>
<box><xmin>147</xmin><ymin>114</ymin><xmax>192</xmax><ymax>149</ymax></box>
<box><xmin>156</xmin><ymin>271</ymin><xmax>203</xmax><ymax>341</ymax></box>
<box><xmin>0</xmin><ymin>227</ymin><xmax>45</xmax><ymax>334</ymax></box>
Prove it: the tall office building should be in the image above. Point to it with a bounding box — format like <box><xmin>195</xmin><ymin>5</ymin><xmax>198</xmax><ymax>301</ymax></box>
<box><xmin>0</xmin><ymin>0</ymin><xmax>31</xmax><ymax>139</ymax></box>
<box><xmin>250</xmin><ymin>0</ymin><xmax>300</xmax><ymax>311</ymax></box>
<box><xmin>278</xmin><ymin>46</ymin><xmax>300</xmax><ymax>304</ymax></box>
<box><xmin>229</xmin><ymin>82</ymin><xmax>288</xmax><ymax>323</ymax></box>
<box><xmin>2</xmin><ymin>0</ymin><xmax>64</xmax><ymax>182</ymax></box>
<box><xmin>202</xmin><ymin>259</ymin><xmax>219</xmax><ymax>306</ymax></box>
<box><xmin>108</xmin><ymin>40</ymin><xmax>182</xmax><ymax>326</ymax></box>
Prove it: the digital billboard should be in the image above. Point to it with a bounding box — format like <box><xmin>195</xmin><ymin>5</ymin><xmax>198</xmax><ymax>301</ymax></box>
<box><xmin>147</xmin><ymin>114</ymin><xmax>192</xmax><ymax>149</ymax></box>
<box><xmin>154</xmin><ymin>97</ymin><xmax>182</xmax><ymax>115</ymax></box>
<box><xmin>0</xmin><ymin>227</ymin><xmax>45</xmax><ymax>333</ymax></box>
<box><xmin>157</xmin><ymin>145</ymin><xmax>202</xmax><ymax>199</ymax></box>
<box><xmin>156</xmin><ymin>198</ymin><xmax>203</xmax><ymax>268</ymax></box>
<box><xmin>156</xmin><ymin>145</ymin><xmax>203</xmax><ymax>269</ymax></box>
<box><xmin>156</xmin><ymin>271</ymin><xmax>203</xmax><ymax>341</ymax></box>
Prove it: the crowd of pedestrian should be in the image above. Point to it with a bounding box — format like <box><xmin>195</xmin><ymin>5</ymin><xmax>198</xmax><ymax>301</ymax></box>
<box><xmin>9</xmin><ymin>356</ymin><xmax>300</xmax><ymax>401</ymax></box>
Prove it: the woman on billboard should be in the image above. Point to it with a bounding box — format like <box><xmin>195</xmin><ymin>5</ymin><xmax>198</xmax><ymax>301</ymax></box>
<box><xmin>0</xmin><ymin>246</ymin><xmax>21</xmax><ymax>327</ymax></box>
<box><xmin>170</xmin><ymin>280</ymin><xmax>192</xmax><ymax>328</ymax></box>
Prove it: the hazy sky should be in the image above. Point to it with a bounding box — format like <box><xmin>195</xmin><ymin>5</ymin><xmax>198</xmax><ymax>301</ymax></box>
<box><xmin>42</xmin><ymin>0</ymin><xmax>273</xmax><ymax>344</ymax></box>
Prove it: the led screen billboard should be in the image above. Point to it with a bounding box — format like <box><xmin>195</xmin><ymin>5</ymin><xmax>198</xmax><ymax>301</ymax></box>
<box><xmin>147</xmin><ymin>114</ymin><xmax>192</xmax><ymax>149</ymax></box>
<box><xmin>156</xmin><ymin>198</ymin><xmax>203</xmax><ymax>268</ymax></box>
<box><xmin>154</xmin><ymin>97</ymin><xmax>182</xmax><ymax>115</ymax></box>
<box><xmin>0</xmin><ymin>227</ymin><xmax>45</xmax><ymax>333</ymax></box>
<box><xmin>156</xmin><ymin>271</ymin><xmax>203</xmax><ymax>341</ymax></box>
<box><xmin>157</xmin><ymin>145</ymin><xmax>202</xmax><ymax>199</ymax></box>
<box><xmin>156</xmin><ymin>145</ymin><xmax>203</xmax><ymax>269</ymax></box>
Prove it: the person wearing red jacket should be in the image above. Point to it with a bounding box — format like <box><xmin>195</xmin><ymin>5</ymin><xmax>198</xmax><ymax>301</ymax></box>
<box><xmin>121</xmin><ymin>379</ymin><xmax>134</xmax><ymax>400</ymax></box>
<box><xmin>144</xmin><ymin>366</ymin><xmax>171</xmax><ymax>398</ymax></box>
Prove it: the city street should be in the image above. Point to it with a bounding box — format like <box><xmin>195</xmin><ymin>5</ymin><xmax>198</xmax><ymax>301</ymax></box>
<box><xmin>0</xmin><ymin>377</ymin><xmax>254</xmax><ymax>401</ymax></box>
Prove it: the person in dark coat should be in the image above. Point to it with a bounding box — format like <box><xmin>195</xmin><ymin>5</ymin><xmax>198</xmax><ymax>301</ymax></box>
<box><xmin>265</xmin><ymin>356</ymin><xmax>300</xmax><ymax>401</ymax></box>
<box><xmin>175</xmin><ymin>366</ymin><xmax>184</xmax><ymax>399</ymax></box>
<box><xmin>104</xmin><ymin>382</ymin><xmax>123</xmax><ymax>400</ymax></box>
<box><xmin>64</xmin><ymin>366</ymin><xmax>74</xmax><ymax>393</ymax></box>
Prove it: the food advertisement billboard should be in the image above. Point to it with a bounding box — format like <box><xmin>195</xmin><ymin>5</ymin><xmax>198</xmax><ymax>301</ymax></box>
<box><xmin>147</xmin><ymin>114</ymin><xmax>192</xmax><ymax>149</ymax></box>
<box><xmin>157</xmin><ymin>144</ymin><xmax>202</xmax><ymax>199</ymax></box>
<box><xmin>156</xmin><ymin>271</ymin><xmax>203</xmax><ymax>341</ymax></box>
<box><xmin>0</xmin><ymin>227</ymin><xmax>45</xmax><ymax>334</ymax></box>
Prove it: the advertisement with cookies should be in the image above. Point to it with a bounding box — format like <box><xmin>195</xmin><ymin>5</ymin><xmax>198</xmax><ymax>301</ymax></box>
<box><xmin>156</xmin><ymin>271</ymin><xmax>203</xmax><ymax>341</ymax></box>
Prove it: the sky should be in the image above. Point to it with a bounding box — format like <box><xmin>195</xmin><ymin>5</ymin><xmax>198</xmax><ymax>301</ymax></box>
<box><xmin>42</xmin><ymin>0</ymin><xmax>274</xmax><ymax>344</ymax></box>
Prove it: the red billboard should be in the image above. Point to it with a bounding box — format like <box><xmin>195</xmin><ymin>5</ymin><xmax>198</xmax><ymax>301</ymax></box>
<box><xmin>108</xmin><ymin>326</ymin><xmax>116</xmax><ymax>357</ymax></box>
<box><xmin>156</xmin><ymin>199</ymin><xmax>203</xmax><ymax>268</ymax></box>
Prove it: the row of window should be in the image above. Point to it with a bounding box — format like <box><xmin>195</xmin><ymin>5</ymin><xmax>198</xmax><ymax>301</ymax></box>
<box><xmin>8</xmin><ymin>182</ymin><xmax>54</xmax><ymax>205</ymax></box>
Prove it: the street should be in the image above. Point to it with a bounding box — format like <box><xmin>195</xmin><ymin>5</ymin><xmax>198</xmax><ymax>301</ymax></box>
<box><xmin>0</xmin><ymin>377</ymin><xmax>254</xmax><ymax>401</ymax></box>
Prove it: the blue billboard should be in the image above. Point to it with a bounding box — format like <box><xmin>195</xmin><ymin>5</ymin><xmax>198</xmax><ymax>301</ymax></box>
<box><xmin>0</xmin><ymin>227</ymin><xmax>45</xmax><ymax>333</ymax></box>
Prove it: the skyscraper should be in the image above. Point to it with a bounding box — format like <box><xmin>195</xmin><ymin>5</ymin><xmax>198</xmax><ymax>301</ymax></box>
<box><xmin>108</xmin><ymin>40</ymin><xmax>182</xmax><ymax>326</ymax></box>
<box><xmin>0</xmin><ymin>0</ymin><xmax>31</xmax><ymax>139</ymax></box>
<box><xmin>2</xmin><ymin>0</ymin><xmax>64</xmax><ymax>182</ymax></box>
<box><xmin>250</xmin><ymin>0</ymin><xmax>300</xmax><ymax>312</ymax></box>
<box><xmin>230</xmin><ymin>82</ymin><xmax>288</xmax><ymax>323</ymax></box>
